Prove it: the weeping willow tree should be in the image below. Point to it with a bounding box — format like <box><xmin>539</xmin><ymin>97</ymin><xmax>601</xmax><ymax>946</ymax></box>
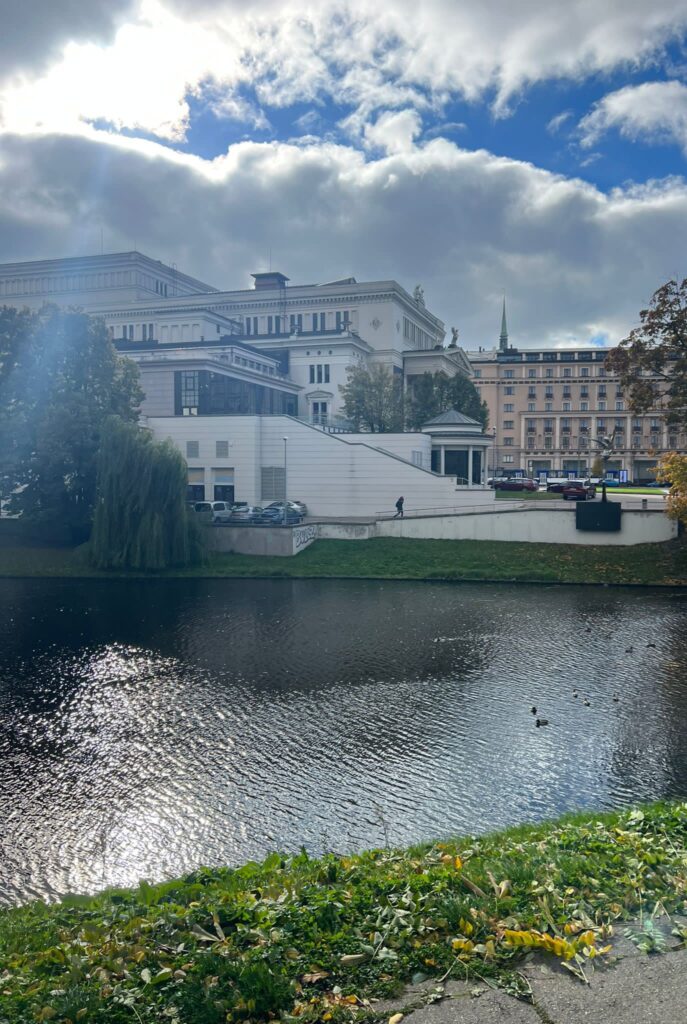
<box><xmin>90</xmin><ymin>417</ymin><xmax>203</xmax><ymax>570</ymax></box>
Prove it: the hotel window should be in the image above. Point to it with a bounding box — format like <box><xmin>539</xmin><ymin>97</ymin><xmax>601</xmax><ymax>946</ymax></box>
<box><xmin>544</xmin><ymin>436</ymin><xmax>553</xmax><ymax>449</ymax></box>
<box><xmin>545</xmin><ymin>402</ymin><xmax>553</xmax><ymax>411</ymax></box>
<box><xmin>504</xmin><ymin>403</ymin><xmax>514</xmax><ymax>412</ymax></box>
<box><xmin>528</xmin><ymin>388</ymin><xmax>536</xmax><ymax>398</ymax></box>
<box><xmin>216</xmin><ymin>440</ymin><xmax>229</xmax><ymax>458</ymax></box>
<box><xmin>580</xmin><ymin>402</ymin><xmax>588</xmax><ymax>411</ymax></box>
<box><xmin>527</xmin><ymin>436</ymin><xmax>535</xmax><ymax>449</ymax></box>
<box><xmin>598</xmin><ymin>400</ymin><xmax>606</xmax><ymax>410</ymax></box>
<box><xmin>528</xmin><ymin>369</ymin><xmax>537</xmax><ymax>378</ymax></box>
<box><xmin>563</xmin><ymin>368</ymin><xmax>572</xmax><ymax>378</ymax></box>
<box><xmin>561</xmin><ymin>436</ymin><xmax>570</xmax><ymax>449</ymax></box>
<box><xmin>503</xmin><ymin>420</ymin><xmax>514</xmax><ymax>429</ymax></box>
<box><xmin>545</xmin><ymin>368</ymin><xmax>554</xmax><ymax>378</ymax></box>
<box><xmin>186</xmin><ymin>441</ymin><xmax>199</xmax><ymax>458</ymax></box>
<box><xmin>504</xmin><ymin>437</ymin><xmax>514</xmax><ymax>446</ymax></box>
<box><xmin>580</xmin><ymin>367</ymin><xmax>589</xmax><ymax>377</ymax></box>
<box><xmin>598</xmin><ymin>385</ymin><xmax>606</xmax><ymax>397</ymax></box>
<box><xmin>563</xmin><ymin>402</ymin><xmax>571</xmax><ymax>412</ymax></box>
<box><xmin>504</xmin><ymin>386</ymin><xmax>514</xmax><ymax>395</ymax></box>
<box><xmin>504</xmin><ymin>369</ymin><xmax>514</xmax><ymax>378</ymax></box>
<box><xmin>528</xmin><ymin>402</ymin><xmax>535</xmax><ymax>412</ymax></box>
<box><xmin>473</xmin><ymin>369</ymin><xmax>481</xmax><ymax>378</ymax></box>
<box><xmin>503</xmin><ymin>454</ymin><xmax>514</xmax><ymax>463</ymax></box>
<box><xmin>615</xmin><ymin>401</ymin><xmax>624</xmax><ymax>411</ymax></box>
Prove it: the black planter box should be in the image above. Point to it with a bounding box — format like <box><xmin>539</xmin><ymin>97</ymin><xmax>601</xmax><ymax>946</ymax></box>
<box><xmin>575</xmin><ymin>501</ymin><xmax>622</xmax><ymax>532</ymax></box>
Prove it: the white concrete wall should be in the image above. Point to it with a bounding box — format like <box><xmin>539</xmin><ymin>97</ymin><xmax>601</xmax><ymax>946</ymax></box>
<box><xmin>147</xmin><ymin>415</ymin><xmax>492</xmax><ymax>516</ymax></box>
<box><xmin>349</xmin><ymin>433</ymin><xmax>432</xmax><ymax>470</ymax></box>
<box><xmin>374</xmin><ymin>507</ymin><xmax>676</xmax><ymax>545</ymax></box>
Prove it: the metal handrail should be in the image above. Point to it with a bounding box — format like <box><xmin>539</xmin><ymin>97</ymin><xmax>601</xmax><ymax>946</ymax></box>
<box><xmin>376</xmin><ymin>501</ymin><xmax>523</xmax><ymax>519</ymax></box>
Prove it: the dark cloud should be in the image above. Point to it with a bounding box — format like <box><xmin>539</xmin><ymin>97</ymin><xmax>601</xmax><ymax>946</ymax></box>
<box><xmin>0</xmin><ymin>131</ymin><xmax>685</xmax><ymax>346</ymax></box>
<box><xmin>0</xmin><ymin>0</ymin><xmax>136</xmax><ymax>82</ymax></box>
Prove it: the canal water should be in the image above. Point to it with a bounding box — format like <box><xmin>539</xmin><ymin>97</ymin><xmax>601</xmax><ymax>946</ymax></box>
<box><xmin>1</xmin><ymin>578</ymin><xmax>686</xmax><ymax>906</ymax></box>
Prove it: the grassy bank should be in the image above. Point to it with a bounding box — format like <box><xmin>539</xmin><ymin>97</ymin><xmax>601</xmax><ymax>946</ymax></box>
<box><xmin>1</xmin><ymin>536</ymin><xmax>686</xmax><ymax>586</ymax></box>
<box><xmin>1</xmin><ymin>802</ymin><xmax>686</xmax><ymax>1023</ymax></box>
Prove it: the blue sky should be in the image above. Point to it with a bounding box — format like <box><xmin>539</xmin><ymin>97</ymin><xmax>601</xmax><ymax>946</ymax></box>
<box><xmin>2</xmin><ymin>1</ymin><xmax>687</xmax><ymax>346</ymax></box>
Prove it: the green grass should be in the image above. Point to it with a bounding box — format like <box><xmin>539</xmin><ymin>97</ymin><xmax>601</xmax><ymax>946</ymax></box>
<box><xmin>1</xmin><ymin>536</ymin><xmax>686</xmax><ymax>586</ymax></box>
<box><xmin>495</xmin><ymin>489</ymin><xmax>560</xmax><ymax>500</ymax></box>
<box><xmin>1</xmin><ymin>802</ymin><xmax>686</xmax><ymax>1022</ymax></box>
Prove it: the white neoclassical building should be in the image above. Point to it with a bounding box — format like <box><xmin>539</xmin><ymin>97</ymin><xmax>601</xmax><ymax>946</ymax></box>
<box><xmin>0</xmin><ymin>251</ymin><xmax>492</xmax><ymax>515</ymax></box>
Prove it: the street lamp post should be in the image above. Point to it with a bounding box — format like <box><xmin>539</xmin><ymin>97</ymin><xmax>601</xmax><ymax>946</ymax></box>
<box><xmin>283</xmin><ymin>436</ymin><xmax>288</xmax><ymax>522</ymax></box>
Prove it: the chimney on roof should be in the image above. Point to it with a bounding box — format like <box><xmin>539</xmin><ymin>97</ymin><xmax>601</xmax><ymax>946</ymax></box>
<box><xmin>251</xmin><ymin>271</ymin><xmax>289</xmax><ymax>291</ymax></box>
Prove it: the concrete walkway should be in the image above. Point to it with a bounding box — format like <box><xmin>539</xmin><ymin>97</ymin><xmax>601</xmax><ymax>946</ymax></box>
<box><xmin>369</xmin><ymin>917</ymin><xmax>687</xmax><ymax>1024</ymax></box>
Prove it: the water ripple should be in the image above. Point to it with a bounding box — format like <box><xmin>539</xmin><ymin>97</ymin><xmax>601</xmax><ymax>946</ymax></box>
<box><xmin>0</xmin><ymin>578</ymin><xmax>686</xmax><ymax>905</ymax></box>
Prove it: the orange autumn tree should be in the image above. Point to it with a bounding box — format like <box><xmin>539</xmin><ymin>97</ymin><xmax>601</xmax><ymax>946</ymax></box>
<box><xmin>656</xmin><ymin>452</ymin><xmax>687</xmax><ymax>526</ymax></box>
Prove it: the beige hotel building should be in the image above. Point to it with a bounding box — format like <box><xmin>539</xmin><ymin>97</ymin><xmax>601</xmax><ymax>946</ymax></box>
<box><xmin>467</xmin><ymin>304</ymin><xmax>683</xmax><ymax>482</ymax></box>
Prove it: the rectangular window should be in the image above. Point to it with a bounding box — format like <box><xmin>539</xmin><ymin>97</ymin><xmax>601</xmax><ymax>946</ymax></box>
<box><xmin>309</xmin><ymin>365</ymin><xmax>315</xmax><ymax>383</ymax></box>
<box><xmin>473</xmin><ymin>369</ymin><xmax>481</xmax><ymax>378</ymax></box>
<box><xmin>324</xmin><ymin>364</ymin><xmax>330</xmax><ymax>383</ymax></box>
<box><xmin>528</xmin><ymin>369</ymin><xmax>537</xmax><ymax>378</ymax></box>
<box><xmin>504</xmin><ymin>386</ymin><xmax>514</xmax><ymax>395</ymax></box>
<box><xmin>545</xmin><ymin>368</ymin><xmax>554</xmax><ymax>378</ymax></box>
<box><xmin>180</xmin><ymin>371</ymin><xmax>199</xmax><ymax>415</ymax></box>
<box><xmin>267</xmin><ymin>316</ymin><xmax>273</xmax><ymax>333</ymax></box>
<box><xmin>128</xmin><ymin>324</ymin><xmax>134</xmax><ymax>340</ymax></box>
<box><xmin>527</xmin><ymin>437</ymin><xmax>535</xmax><ymax>449</ymax></box>
<box><xmin>504</xmin><ymin>403</ymin><xmax>514</xmax><ymax>412</ymax></box>
<box><xmin>261</xmin><ymin>466</ymin><xmax>286</xmax><ymax>501</ymax></box>
<box><xmin>216</xmin><ymin>440</ymin><xmax>229</xmax><ymax>458</ymax></box>
<box><xmin>186</xmin><ymin>441</ymin><xmax>199</xmax><ymax>459</ymax></box>
<box><xmin>504</xmin><ymin>437</ymin><xmax>514</xmax><ymax>446</ymax></box>
<box><xmin>544</xmin><ymin>436</ymin><xmax>553</xmax><ymax>449</ymax></box>
<box><xmin>545</xmin><ymin>402</ymin><xmax>553</xmax><ymax>412</ymax></box>
<box><xmin>317</xmin><ymin>364</ymin><xmax>323</xmax><ymax>383</ymax></box>
<box><xmin>503</xmin><ymin>454</ymin><xmax>514</xmax><ymax>463</ymax></box>
<box><xmin>563</xmin><ymin>402</ymin><xmax>571</xmax><ymax>411</ymax></box>
<box><xmin>598</xmin><ymin>400</ymin><xmax>606</xmax><ymax>410</ymax></box>
<box><xmin>580</xmin><ymin>367</ymin><xmax>589</xmax><ymax>377</ymax></box>
<box><xmin>503</xmin><ymin>420</ymin><xmax>514</xmax><ymax>428</ymax></box>
<box><xmin>528</xmin><ymin>403</ymin><xmax>535</xmax><ymax>412</ymax></box>
<box><xmin>615</xmin><ymin>401</ymin><xmax>624</xmax><ymax>411</ymax></box>
<box><xmin>149</xmin><ymin>323</ymin><xmax>154</xmax><ymax>339</ymax></box>
<box><xmin>563</xmin><ymin>368</ymin><xmax>572</xmax><ymax>377</ymax></box>
<box><xmin>580</xmin><ymin>402</ymin><xmax>588</xmax><ymax>411</ymax></box>
<box><xmin>504</xmin><ymin>369</ymin><xmax>514</xmax><ymax>378</ymax></box>
<box><xmin>528</xmin><ymin>388</ymin><xmax>536</xmax><ymax>398</ymax></box>
<box><xmin>561</xmin><ymin>436</ymin><xmax>570</xmax><ymax>449</ymax></box>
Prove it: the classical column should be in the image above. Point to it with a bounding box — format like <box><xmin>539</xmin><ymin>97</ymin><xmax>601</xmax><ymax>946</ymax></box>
<box><xmin>440</xmin><ymin>446</ymin><xmax>445</xmax><ymax>474</ymax></box>
<box><xmin>468</xmin><ymin>445</ymin><xmax>474</xmax><ymax>485</ymax></box>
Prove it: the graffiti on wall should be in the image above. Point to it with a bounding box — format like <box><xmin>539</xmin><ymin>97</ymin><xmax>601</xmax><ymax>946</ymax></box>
<box><xmin>293</xmin><ymin>524</ymin><xmax>318</xmax><ymax>551</ymax></box>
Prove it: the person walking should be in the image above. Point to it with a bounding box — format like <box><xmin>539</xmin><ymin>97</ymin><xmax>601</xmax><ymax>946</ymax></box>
<box><xmin>393</xmin><ymin>496</ymin><xmax>404</xmax><ymax>518</ymax></box>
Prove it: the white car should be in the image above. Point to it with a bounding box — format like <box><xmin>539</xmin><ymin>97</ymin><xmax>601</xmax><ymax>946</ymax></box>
<box><xmin>265</xmin><ymin>500</ymin><xmax>308</xmax><ymax>516</ymax></box>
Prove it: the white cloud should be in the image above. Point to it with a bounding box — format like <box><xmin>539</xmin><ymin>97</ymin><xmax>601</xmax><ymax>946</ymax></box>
<box><xmin>547</xmin><ymin>110</ymin><xmax>573</xmax><ymax>135</ymax></box>
<box><xmin>2</xmin><ymin>1</ymin><xmax>687</xmax><ymax>142</ymax></box>
<box><xmin>1</xmin><ymin>129</ymin><xmax>686</xmax><ymax>348</ymax></box>
<box><xmin>579</xmin><ymin>80</ymin><xmax>687</xmax><ymax>153</ymax></box>
<box><xmin>363</xmin><ymin>109</ymin><xmax>422</xmax><ymax>153</ymax></box>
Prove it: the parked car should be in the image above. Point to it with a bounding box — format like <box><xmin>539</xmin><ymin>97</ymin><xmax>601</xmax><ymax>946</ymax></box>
<box><xmin>602</xmin><ymin>478</ymin><xmax>620</xmax><ymax>487</ymax></box>
<box><xmin>546</xmin><ymin>478</ymin><xmax>572</xmax><ymax>493</ymax></box>
<box><xmin>211</xmin><ymin>501</ymin><xmax>235</xmax><ymax>523</ymax></box>
<box><xmin>264</xmin><ymin>500</ymin><xmax>308</xmax><ymax>517</ymax></box>
<box><xmin>191</xmin><ymin>501</ymin><xmax>214</xmax><ymax>514</ymax></box>
<box><xmin>494</xmin><ymin>477</ymin><xmax>537</xmax><ymax>492</ymax></box>
<box><xmin>258</xmin><ymin>506</ymin><xmax>304</xmax><ymax>525</ymax></box>
<box><xmin>563</xmin><ymin>481</ymin><xmax>596</xmax><ymax>501</ymax></box>
<box><xmin>229</xmin><ymin>504</ymin><xmax>263</xmax><ymax>522</ymax></box>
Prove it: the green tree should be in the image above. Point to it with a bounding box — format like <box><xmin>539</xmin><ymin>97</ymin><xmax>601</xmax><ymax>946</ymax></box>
<box><xmin>0</xmin><ymin>305</ymin><xmax>142</xmax><ymax>535</ymax></box>
<box><xmin>606</xmin><ymin>278</ymin><xmax>687</xmax><ymax>428</ymax></box>
<box><xmin>90</xmin><ymin>417</ymin><xmax>203</xmax><ymax>570</ymax></box>
<box><xmin>405</xmin><ymin>371</ymin><xmax>488</xmax><ymax>429</ymax></box>
<box><xmin>339</xmin><ymin>363</ymin><xmax>404</xmax><ymax>432</ymax></box>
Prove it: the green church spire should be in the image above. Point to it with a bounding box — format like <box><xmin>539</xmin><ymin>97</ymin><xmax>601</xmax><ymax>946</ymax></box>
<box><xmin>499</xmin><ymin>297</ymin><xmax>508</xmax><ymax>352</ymax></box>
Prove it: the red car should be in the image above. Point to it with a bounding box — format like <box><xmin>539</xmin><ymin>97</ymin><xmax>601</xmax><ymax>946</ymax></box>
<box><xmin>562</xmin><ymin>481</ymin><xmax>596</xmax><ymax>501</ymax></box>
<box><xmin>494</xmin><ymin>477</ymin><xmax>537</xmax><ymax>492</ymax></box>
